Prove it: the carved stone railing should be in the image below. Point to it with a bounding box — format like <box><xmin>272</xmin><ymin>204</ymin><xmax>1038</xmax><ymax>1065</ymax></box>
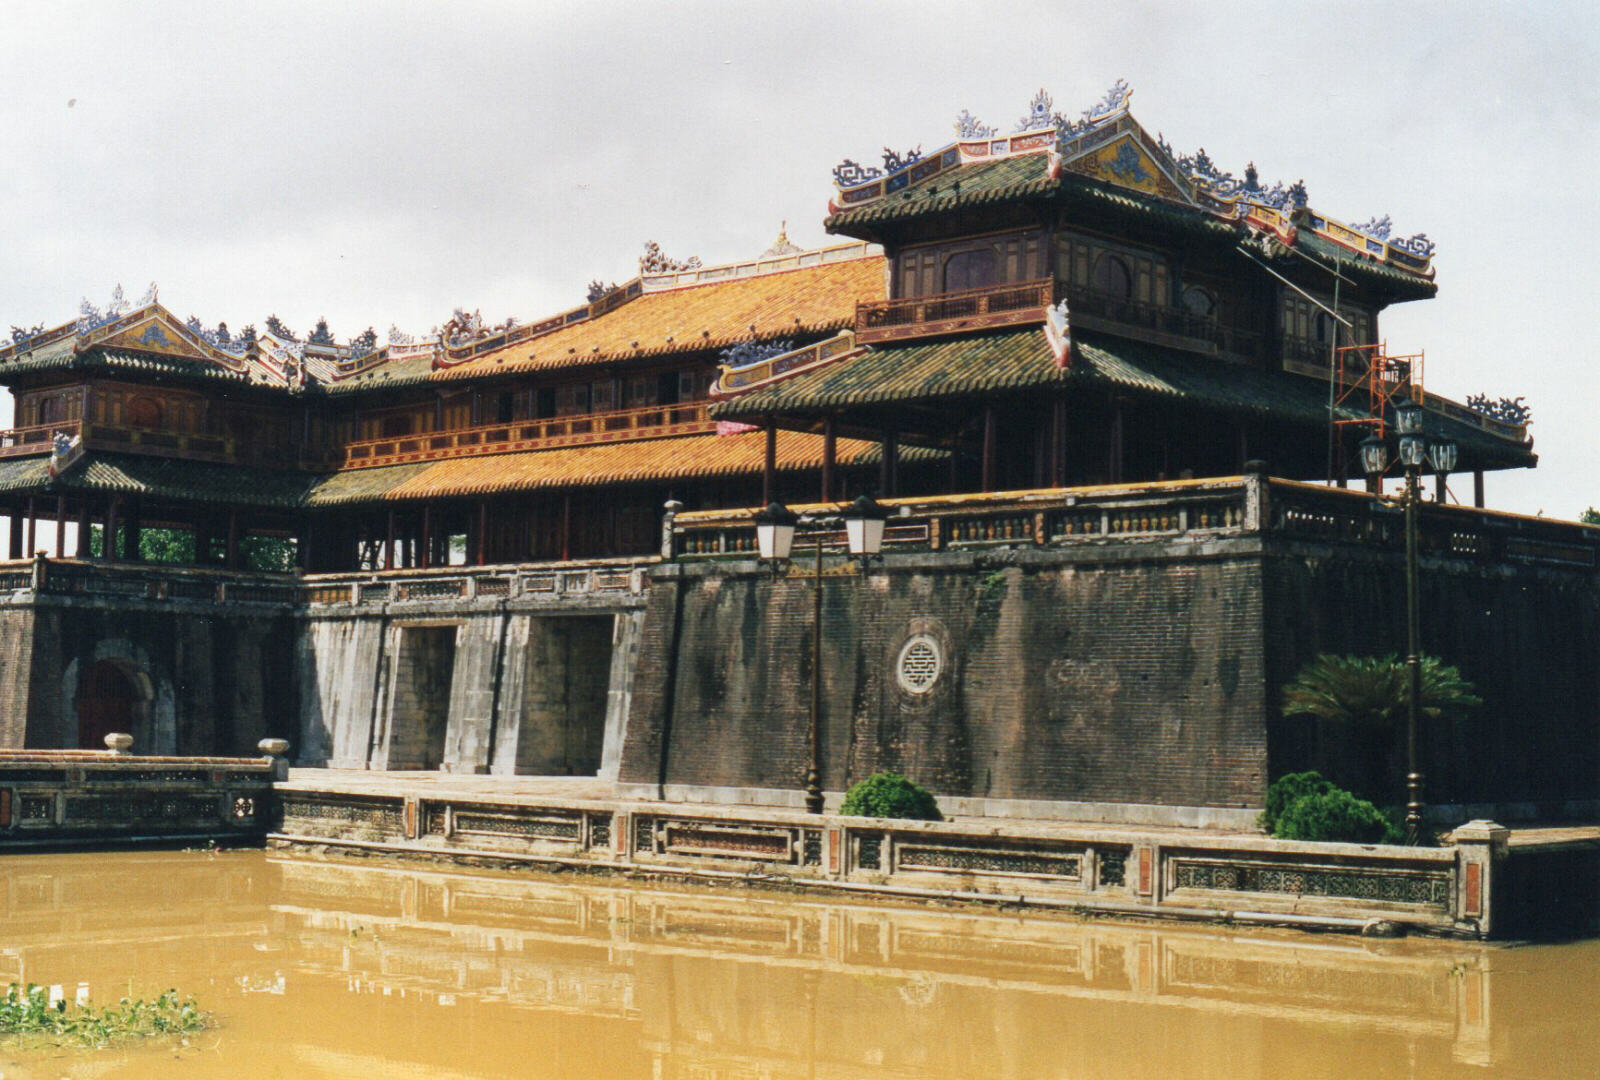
<box><xmin>671</xmin><ymin>478</ymin><xmax>1257</xmax><ymax>559</ymax></box>
<box><xmin>0</xmin><ymin>741</ymin><xmax>285</xmax><ymax>848</ymax></box>
<box><xmin>855</xmin><ymin>278</ymin><xmax>1053</xmax><ymax>344</ymax></box>
<box><xmin>1267</xmin><ymin>480</ymin><xmax>1598</xmax><ymax>569</ymax></box>
<box><xmin>336</xmin><ymin>402</ymin><xmax>714</xmax><ymax>469</ymax></box>
<box><xmin>0</xmin><ymin>558</ymin><xmax>301</xmax><ymax>607</ymax></box>
<box><xmin>670</xmin><ymin>476</ymin><xmax>1600</xmax><ymax>570</ymax></box>
<box><xmin>271</xmin><ymin>783</ymin><xmax>1509</xmax><ymax>936</ymax></box>
<box><xmin>300</xmin><ymin>558</ymin><xmax>654</xmax><ymax>607</ymax></box>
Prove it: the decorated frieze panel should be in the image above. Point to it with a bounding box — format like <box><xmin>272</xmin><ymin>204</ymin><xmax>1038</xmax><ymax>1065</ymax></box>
<box><xmin>1170</xmin><ymin>856</ymin><xmax>1452</xmax><ymax>909</ymax></box>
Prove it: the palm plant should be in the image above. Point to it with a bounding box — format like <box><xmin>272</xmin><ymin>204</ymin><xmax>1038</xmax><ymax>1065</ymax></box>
<box><xmin>1281</xmin><ymin>653</ymin><xmax>1482</xmax><ymax>728</ymax></box>
<box><xmin>1280</xmin><ymin>653</ymin><xmax>1481</xmax><ymax>804</ymax></box>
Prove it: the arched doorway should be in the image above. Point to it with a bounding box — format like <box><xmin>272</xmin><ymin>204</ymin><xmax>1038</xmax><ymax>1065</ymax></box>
<box><xmin>77</xmin><ymin>660</ymin><xmax>138</xmax><ymax>749</ymax></box>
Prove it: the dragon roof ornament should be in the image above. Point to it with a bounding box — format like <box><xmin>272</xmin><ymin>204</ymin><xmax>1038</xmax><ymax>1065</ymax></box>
<box><xmin>830</xmin><ymin>81</ymin><xmax>1435</xmax><ymax>277</ymax></box>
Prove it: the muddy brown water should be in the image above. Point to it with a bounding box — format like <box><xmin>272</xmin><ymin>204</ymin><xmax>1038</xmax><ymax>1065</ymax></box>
<box><xmin>0</xmin><ymin>849</ymin><xmax>1593</xmax><ymax>1078</ymax></box>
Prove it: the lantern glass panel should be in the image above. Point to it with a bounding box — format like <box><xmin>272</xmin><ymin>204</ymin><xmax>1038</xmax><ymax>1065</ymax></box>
<box><xmin>1399</xmin><ymin>434</ymin><xmax>1427</xmax><ymax>468</ymax></box>
<box><xmin>1359</xmin><ymin>436</ymin><xmax>1389</xmax><ymax>477</ymax></box>
<box><xmin>1395</xmin><ymin>402</ymin><xmax>1424</xmax><ymax>435</ymax></box>
<box><xmin>1428</xmin><ymin>440</ymin><xmax>1458</xmax><ymax>474</ymax></box>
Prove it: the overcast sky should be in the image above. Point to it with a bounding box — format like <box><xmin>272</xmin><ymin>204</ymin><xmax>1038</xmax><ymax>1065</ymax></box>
<box><xmin>2</xmin><ymin>1</ymin><xmax>1595</xmax><ymax>517</ymax></box>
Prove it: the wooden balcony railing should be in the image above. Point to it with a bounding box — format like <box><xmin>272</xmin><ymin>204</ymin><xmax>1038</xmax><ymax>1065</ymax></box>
<box><xmin>1064</xmin><ymin>285</ymin><xmax>1262</xmax><ymax>358</ymax></box>
<box><xmin>0</xmin><ymin>420</ymin><xmax>75</xmax><ymax>459</ymax></box>
<box><xmin>337</xmin><ymin>401</ymin><xmax>716</xmax><ymax>469</ymax></box>
<box><xmin>855</xmin><ymin>279</ymin><xmax>1054</xmax><ymax>344</ymax></box>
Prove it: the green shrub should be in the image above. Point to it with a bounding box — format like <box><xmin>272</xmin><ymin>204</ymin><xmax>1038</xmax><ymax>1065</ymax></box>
<box><xmin>1258</xmin><ymin>770</ymin><xmax>1335</xmax><ymax>834</ymax></box>
<box><xmin>840</xmin><ymin>772</ymin><xmax>942</xmax><ymax>821</ymax></box>
<box><xmin>1274</xmin><ymin>788</ymin><xmax>1403</xmax><ymax>845</ymax></box>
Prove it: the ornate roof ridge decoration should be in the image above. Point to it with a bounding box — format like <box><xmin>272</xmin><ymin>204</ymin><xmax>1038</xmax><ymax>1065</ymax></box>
<box><xmin>0</xmin><ymin>290</ymin><xmax>259</xmax><ymax>375</ymax></box>
<box><xmin>431</xmin><ymin>239</ymin><xmax>880</xmax><ymax>371</ymax></box>
<box><xmin>712</xmin><ymin>329</ymin><xmax>865</xmax><ymax>400</ymax></box>
<box><xmin>829</xmin><ymin>82</ymin><xmax>1436</xmax><ymax>279</ymax></box>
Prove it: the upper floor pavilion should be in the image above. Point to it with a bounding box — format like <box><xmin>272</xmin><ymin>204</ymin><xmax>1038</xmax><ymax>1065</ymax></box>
<box><xmin>0</xmin><ymin>83</ymin><xmax>1535</xmax><ymax>575</ymax></box>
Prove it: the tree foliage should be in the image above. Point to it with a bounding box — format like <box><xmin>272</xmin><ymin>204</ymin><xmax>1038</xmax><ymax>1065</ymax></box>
<box><xmin>1280</xmin><ymin>653</ymin><xmax>1482</xmax><ymax>729</ymax></box>
<box><xmin>840</xmin><ymin>772</ymin><xmax>942</xmax><ymax>821</ymax></box>
<box><xmin>89</xmin><ymin>525</ymin><xmax>296</xmax><ymax>572</ymax></box>
<box><xmin>1582</xmin><ymin>507</ymin><xmax>1600</xmax><ymax>526</ymax></box>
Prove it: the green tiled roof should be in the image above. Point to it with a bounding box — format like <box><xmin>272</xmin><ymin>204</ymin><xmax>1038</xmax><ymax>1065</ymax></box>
<box><xmin>0</xmin><ymin>346</ymin><xmax>260</xmax><ymax>385</ymax></box>
<box><xmin>305</xmin><ymin>462</ymin><xmax>433</xmax><ymax>505</ymax></box>
<box><xmin>713</xmin><ymin>327</ymin><xmax>1532</xmax><ymax>470</ymax></box>
<box><xmin>0</xmin><ymin>456</ymin><xmax>53</xmax><ymax>494</ymax></box>
<box><xmin>713</xmin><ymin>328</ymin><xmax>1063</xmax><ymax>415</ymax></box>
<box><xmin>316</xmin><ymin>351</ymin><xmax>439</xmax><ymax>395</ymax></box>
<box><xmin>1291</xmin><ymin>232</ymin><xmax>1438</xmax><ymax>298</ymax></box>
<box><xmin>9</xmin><ymin>454</ymin><xmax>316</xmax><ymax>509</ymax></box>
<box><xmin>825</xmin><ymin>155</ymin><xmax>1060</xmax><ymax>231</ymax></box>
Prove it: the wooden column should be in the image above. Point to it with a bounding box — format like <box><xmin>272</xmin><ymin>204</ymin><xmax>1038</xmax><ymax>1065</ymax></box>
<box><xmin>560</xmin><ymin>493</ymin><xmax>572</xmax><ymax>562</ymax></box>
<box><xmin>298</xmin><ymin>514</ymin><xmax>312</xmax><ymax>571</ymax></box>
<box><xmin>820</xmin><ymin>416</ymin><xmax>837</xmax><ymax>503</ymax></box>
<box><xmin>54</xmin><ymin>495</ymin><xmax>66</xmax><ymax>558</ymax></box>
<box><xmin>6</xmin><ymin>511</ymin><xmax>20</xmax><ymax>561</ymax></box>
<box><xmin>194</xmin><ymin>515</ymin><xmax>212</xmax><ymax>565</ymax></box>
<box><xmin>763</xmin><ymin>419</ymin><xmax>778</xmax><ymax>507</ymax></box>
<box><xmin>1473</xmin><ymin>470</ymin><xmax>1485</xmax><ymax>509</ymax></box>
<box><xmin>1236</xmin><ymin>426</ymin><xmax>1249</xmax><ymax>473</ymax></box>
<box><xmin>385</xmin><ymin>510</ymin><xmax>396</xmax><ymax>570</ymax></box>
<box><xmin>105</xmin><ymin>498</ymin><xmax>120</xmax><ymax>561</ymax></box>
<box><xmin>1051</xmin><ymin>398</ymin><xmax>1067</xmax><ymax>488</ymax></box>
<box><xmin>420</xmin><ymin>505</ymin><xmax>433</xmax><ymax>570</ymax></box>
<box><xmin>1108</xmin><ymin>401</ymin><xmax>1125</xmax><ymax>484</ymax></box>
<box><xmin>981</xmin><ymin>408</ymin><xmax>997</xmax><ymax>493</ymax></box>
<box><xmin>76</xmin><ymin>503</ymin><xmax>91</xmax><ymax>558</ymax></box>
<box><xmin>225</xmin><ymin>509</ymin><xmax>239</xmax><ymax>569</ymax></box>
<box><xmin>476</xmin><ymin>501</ymin><xmax>489</xmax><ymax>566</ymax></box>
<box><xmin>124</xmin><ymin>503</ymin><xmax>142</xmax><ymax>562</ymax></box>
<box><xmin>880</xmin><ymin>430</ymin><xmax>899</xmax><ymax>498</ymax></box>
<box><xmin>23</xmin><ymin>497</ymin><xmax>36</xmax><ymax>557</ymax></box>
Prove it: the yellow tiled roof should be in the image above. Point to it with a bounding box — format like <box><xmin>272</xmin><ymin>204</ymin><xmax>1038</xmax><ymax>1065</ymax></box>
<box><xmin>308</xmin><ymin>429</ymin><xmax>889</xmax><ymax>504</ymax></box>
<box><xmin>430</xmin><ymin>257</ymin><xmax>885</xmax><ymax>382</ymax></box>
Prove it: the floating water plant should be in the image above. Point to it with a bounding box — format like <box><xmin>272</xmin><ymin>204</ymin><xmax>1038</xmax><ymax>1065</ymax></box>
<box><xmin>0</xmin><ymin>984</ymin><xmax>209</xmax><ymax>1048</ymax></box>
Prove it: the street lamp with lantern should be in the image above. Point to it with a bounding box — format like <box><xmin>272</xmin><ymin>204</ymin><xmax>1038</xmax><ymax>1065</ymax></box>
<box><xmin>754</xmin><ymin>494</ymin><xmax>888</xmax><ymax>813</ymax></box>
<box><xmin>1360</xmin><ymin>399</ymin><xmax>1458</xmax><ymax>844</ymax></box>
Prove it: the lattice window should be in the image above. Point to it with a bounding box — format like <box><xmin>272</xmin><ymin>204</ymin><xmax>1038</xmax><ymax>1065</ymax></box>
<box><xmin>896</xmin><ymin>635</ymin><xmax>942</xmax><ymax>695</ymax></box>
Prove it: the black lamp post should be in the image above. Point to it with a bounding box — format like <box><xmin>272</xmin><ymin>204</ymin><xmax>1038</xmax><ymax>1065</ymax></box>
<box><xmin>754</xmin><ymin>495</ymin><xmax>887</xmax><ymax>813</ymax></box>
<box><xmin>1360</xmin><ymin>401</ymin><xmax>1457</xmax><ymax>844</ymax></box>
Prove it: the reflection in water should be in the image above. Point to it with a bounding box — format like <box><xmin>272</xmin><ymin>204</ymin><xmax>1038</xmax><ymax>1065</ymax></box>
<box><xmin>0</xmin><ymin>850</ymin><xmax>1593</xmax><ymax>1078</ymax></box>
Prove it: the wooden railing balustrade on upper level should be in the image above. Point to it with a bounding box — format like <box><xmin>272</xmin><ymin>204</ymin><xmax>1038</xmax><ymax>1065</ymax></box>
<box><xmin>669</xmin><ymin>476</ymin><xmax>1600</xmax><ymax>570</ymax></box>
<box><xmin>336</xmin><ymin>401</ymin><xmax>714</xmax><ymax>469</ymax></box>
<box><xmin>855</xmin><ymin>278</ymin><xmax>1055</xmax><ymax>344</ymax></box>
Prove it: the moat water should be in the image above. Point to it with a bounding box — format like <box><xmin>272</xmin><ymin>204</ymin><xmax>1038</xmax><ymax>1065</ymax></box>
<box><xmin>0</xmin><ymin>849</ymin><xmax>1593</xmax><ymax>1079</ymax></box>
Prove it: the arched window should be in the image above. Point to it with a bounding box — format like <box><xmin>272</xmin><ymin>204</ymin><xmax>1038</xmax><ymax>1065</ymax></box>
<box><xmin>126</xmin><ymin>396</ymin><xmax>164</xmax><ymax>428</ymax></box>
<box><xmin>943</xmin><ymin>249</ymin><xmax>998</xmax><ymax>292</ymax></box>
<box><xmin>1093</xmin><ymin>254</ymin><xmax>1133</xmax><ymax>299</ymax></box>
<box><xmin>1181</xmin><ymin>286</ymin><xmax>1216</xmax><ymax>318</ymax></box>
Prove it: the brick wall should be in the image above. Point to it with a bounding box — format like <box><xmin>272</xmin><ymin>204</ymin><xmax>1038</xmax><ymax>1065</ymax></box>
<box><xmin>1263</xmin><ymin>541</ymin><xmax>1600</xmax><ymax>808</ymax></box>
<box><xmin>621</xmin><ymin>548</ymin><xmax>1270</xmax><ymax>810</ymax></box>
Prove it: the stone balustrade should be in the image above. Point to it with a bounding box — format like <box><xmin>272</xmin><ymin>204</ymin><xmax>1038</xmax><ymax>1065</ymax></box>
<box><xmin>300</xmin><ymin>557</ymin><xmax>653</xmax><ymax>608</ymax></box>
<box><xmin>271</xmin><ymin>780</ymin><xmax>1509</xmax><ymax>937</ymax></box>
<box><xmin>0</xmin><ymin>736</ymin><xmax>287</xmax><ymax>848</ymax></box>
<box><xmin>669</xmin><ymin>475</ymin><xmax>1600</xmax><ymax>568</ymax></box>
